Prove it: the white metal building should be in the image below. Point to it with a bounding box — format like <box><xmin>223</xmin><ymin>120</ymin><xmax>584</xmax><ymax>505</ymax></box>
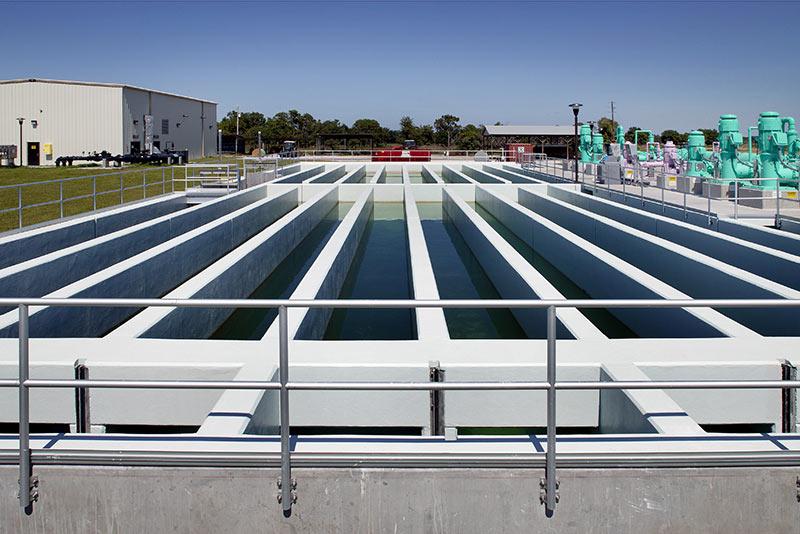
<box><xmin>0</xmin><ymin>78</ymin><xmax>217</xmax><ymax>165</ymax></box>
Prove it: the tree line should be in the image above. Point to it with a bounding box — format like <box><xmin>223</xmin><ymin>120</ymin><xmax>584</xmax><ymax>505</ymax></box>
<box><xmin>596</xmin><ymin>117</ymin><xmax>719</xmax><ymax>146</ymax></box>
<box><xmin>218</xmin><ymin>110</ymin><xmax>485</xmax><ymax>152</ymax></box>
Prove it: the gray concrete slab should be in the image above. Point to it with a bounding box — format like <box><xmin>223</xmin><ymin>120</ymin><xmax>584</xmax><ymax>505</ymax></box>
<box><xmin>2</xmin><ymin>465</ymin><xmax>798</xmax><ymax>533</ymax></box>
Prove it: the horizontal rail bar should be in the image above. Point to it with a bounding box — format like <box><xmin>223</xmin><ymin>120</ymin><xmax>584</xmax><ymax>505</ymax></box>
<box><xmin>0</xmin><ymin>168</ymin><xmax>182</xmax><ymax>190</ymax></box>
<box><xmin>0</xmin><ymin>298</ymin><xmax>797</xmax><ymax>309</ymax></box>
<box><xmin>1</xmin><ymin>379</ymin><xmax>798</xmax><ymax>391</ymax></box>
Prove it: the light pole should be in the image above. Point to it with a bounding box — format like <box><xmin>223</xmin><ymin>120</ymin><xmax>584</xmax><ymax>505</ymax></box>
<box><xmin>258</xmin><ymin>131</ymin><xmax>262</xmax><ymax>153</ymax></box>
<box><xmin>569</xmin><ymin>103</ymin><xmax>582</xmax><ymax>182</ymax></box>
<box><xmin>234</xmin><ymin>108</ymin><xmax>241</xmax><ymax>154</ymax></box>
<box><xmin>16</xmin><ymin>118</ymin><xmax>24</xmax><ymax>166</ymax></box>
<box><xmin>218</xmin><ymin>128</ymin><xmax>222</xmax><ymax>155</ymax></box>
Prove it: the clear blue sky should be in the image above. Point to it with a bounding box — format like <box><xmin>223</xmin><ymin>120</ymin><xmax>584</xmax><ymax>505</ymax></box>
<box><xmin>3</xmin><ymin>0</ymin><xmax>799</xmax><ymax>132</ymax></box>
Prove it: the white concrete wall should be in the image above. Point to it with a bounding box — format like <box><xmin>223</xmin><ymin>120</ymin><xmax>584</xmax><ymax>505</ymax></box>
<box><xmin>0</xmin><ymin>190</ymin><xmax>298</xmax><ymax>338</ymax></box>
<box><xmin>519</xmin><ymin>189</ymin><xmax>800</xmax><ymax>336</ymax></box>
<box><xmin>0</xmin><ymin>185</ymin><xmax>268</xmax><ymax>304</ymax></box>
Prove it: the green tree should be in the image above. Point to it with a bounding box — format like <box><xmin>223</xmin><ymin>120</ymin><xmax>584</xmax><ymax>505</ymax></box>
<box><xmin>399</xmin><ymin>116</ymin><xmax>416</xmax><ymax>141</ymax></box>
<box><xmin>416</xmin><ymin>125</ymin><xmax>435</xmax><ymax>146</ymax></box>
<box><xmin>597</xmin><ymin>116</ymin><xmax>619</xmax><ymax>144</ymax></box>
<box><xmin>456</xmin><ymin>124</ymin><xmax>483</xmax><ymax>150</ymax></box>
<box><xmin>699</xmin><ymin>128</ymin><xmax>719</xmax><ymax>146</ymax></box>
<box><xmin>624</xmin><ymin>126</ymin><xmax>640</xmax><ymax>144</ymax></box>
<box><xmin>434</xmin><ymin>114</ymin><xmax>462</xmax><ymax>147</ymax></box>
<box><xmin>660</xmin><ymin>130</ymin><xmax>688</xmax><ymax>144</ymax></box>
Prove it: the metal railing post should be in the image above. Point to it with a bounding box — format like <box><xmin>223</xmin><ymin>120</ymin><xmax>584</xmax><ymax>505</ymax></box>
<box><xmin>161</xmin><ymin>168</ymin><xmax>165</xmax><ymax>195</ymax></box>
<box><xmin>142</xmin><ymin>170</ymin><xmax>146</xmax><ymax>199</ymax></box>
<box><xmin>74</xmin><ymin>359</ymin><xmax>90</xmax><ymax>433</ymax></box>
<box><xmin>18</xmin><ymin>186</ymin><xmax>23</xmax><ymax>228</ymax></box>
<box><xmin>92</xmin><ymin>176</ymin><xmax>97</xmax><ymax>211</ymax></box>
<box><xmin>734</xmin><ymin>177</ymin><xmax>739</xmax><ymax>220</ymax></box>
<box><xmin>18</xmin><ymin>304</ymin><xmax>35</xmax><ymax>514</ymax></box>
<box><xmin>775</xmin><ymin>174</ymin><xmax>781</xmax><ymax>228</ymax></box>
<box><xmin>278</xmin><ymin>305</ymin><xmax>294</xmax><ymax>516</ymax></box>
<box><xmin>543</xmin><ymin>304</ymin><xmax>558</xmax><ymax>516</ymax></box>
<box><xmin>171</xmin><ymin>167</ymin><xmax>175</xmax><ymax>193</ymax></box>
<box><xmin>120</xmin><ymin>174</ymin><xmax>124</xmax><ymax>205</ymax></box>
<box><xmin>59</xmin><ymin>181</ymin><xmax>64</xmax><ymax>219</ymax></box>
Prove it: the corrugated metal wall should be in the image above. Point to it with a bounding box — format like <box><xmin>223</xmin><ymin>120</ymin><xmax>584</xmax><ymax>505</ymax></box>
<box><xmin>0</xmin><ymin>81</ymin><xmax>217</xmax><ymax>165</ymax></box>
<box><xmin>0</xmin><ymin>81</ymin><xmax>123</xmax><ymax>165</ymax></box>
<box><xmin>123</xmin><ymin>88</ymin><xmax>217</xmax><ymax>160</ymax></box>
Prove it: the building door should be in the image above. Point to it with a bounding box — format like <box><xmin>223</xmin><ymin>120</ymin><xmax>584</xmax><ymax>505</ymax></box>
<box><xmin>27</xmin><ymin>143</ymin><xmax>40</xmax><ymax>166</ymax></box>
<box><xmin>130</xmin><ymin>141</ymin><xmax>141</xmax><ymax>154</ymax></box>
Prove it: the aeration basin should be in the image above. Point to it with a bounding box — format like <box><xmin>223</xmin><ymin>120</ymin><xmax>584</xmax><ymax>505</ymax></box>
<box><xmin>0</xmin><ymin>160</ymin><xmax>798</xmax><ymax>530</ymax></box>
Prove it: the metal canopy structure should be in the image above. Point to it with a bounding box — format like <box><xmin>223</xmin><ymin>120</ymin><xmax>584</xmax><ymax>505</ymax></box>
<box><xmin>483</xmin><ymin>125</ymin><xmax>576</xmax><ymax>158</ymax></box>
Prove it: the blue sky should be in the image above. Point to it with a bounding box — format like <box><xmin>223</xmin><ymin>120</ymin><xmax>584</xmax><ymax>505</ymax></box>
<box><xmin>3</xmin><ymin>0</ymin><xmax>799</xmax><ymax>132</ymax></box>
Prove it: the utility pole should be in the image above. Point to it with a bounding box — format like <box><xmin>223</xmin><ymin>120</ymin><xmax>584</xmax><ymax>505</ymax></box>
<box><xmin>610</xmin><ymin>101</ymin><xmax>616</xmax><ymax>140</ymax></box>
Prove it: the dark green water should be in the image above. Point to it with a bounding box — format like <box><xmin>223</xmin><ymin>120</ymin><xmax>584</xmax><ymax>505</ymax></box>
<box><xmin>408</xmin><ymin>171</ymin><xmax>424</xmax><ymax>184</ymax></box>
<box><xmin>472</xmin><ymin>203</ymin><xmax>637</xmax><ymax>338</ymax></box>
<box><xmin>323</xmin><ymin>203</ymin><xmax>416</xmax><ymax>340</ymax></box>
<box><xmin>211</xmin><ymin>203</ymin><xmax>352</xmax><ymax>340</ymax></box>
<box><xmin>384</xmin><ymin>172</ymin><xmax>403</xmax><ymax>184</ymax></box>
<box><xmin>418</xmin><ymin>203</ymin><xmax>527</xmax><ymax>339</ymax></box>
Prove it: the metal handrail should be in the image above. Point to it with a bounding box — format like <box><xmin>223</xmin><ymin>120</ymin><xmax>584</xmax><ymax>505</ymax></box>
<box><xmin>3</xmin><ymin>296</ymin><xmax>800</xmax><ymax>517</ymax></box>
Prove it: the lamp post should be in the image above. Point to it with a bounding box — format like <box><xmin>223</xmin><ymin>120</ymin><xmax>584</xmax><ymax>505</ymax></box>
<box><xmin>234</xmin><ymin>108</ymin><xmax>241</xmax><ymax>155</ymax></box>
<box><xmin>16</xmin><ymin>118</ymin><xmax>24</xmax><ymax>166</ymax></box>
<box><xmin>569</xmin><ymin>103</ymin><xmax>582</xmax><ymax>182</ymax></box>
<box><xmin>218</xmin><ymin>128</ymin><xmax>222</xmax><ymax>155</ymax></box>
<box><xmin>258</xmin><ymin>131</ymin><xmax>262</xmax><ymax>152</ymax></box>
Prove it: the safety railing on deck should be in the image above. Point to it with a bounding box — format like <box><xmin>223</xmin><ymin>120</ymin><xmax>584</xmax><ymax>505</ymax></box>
<box><xmin>1</xmin><ymin>296</ymin><xmax>799</xmax><ymax>517</ymax></box>
<box><xmin>0</xmin><ymin>167</ymin><xmax>179</xmax><ymax>232</ymax></box>
<box><xmin>520</xmin><ymin>155</ymin><xmax>800</xmax><ymax>228</ymax></box>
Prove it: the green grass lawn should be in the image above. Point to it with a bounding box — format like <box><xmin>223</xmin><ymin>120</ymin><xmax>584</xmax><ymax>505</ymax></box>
<box><xmin>0</xmin><ymin>164</ymin><xmax>188</xmax><ymax>232</ymax></box>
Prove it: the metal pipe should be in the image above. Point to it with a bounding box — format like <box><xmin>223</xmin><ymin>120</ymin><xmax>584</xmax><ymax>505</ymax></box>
<box><xmin>0</xmin><ymin>297</ymin><xmax>796</xmax><ymax>310</ymax></box>
<box><xmin>5</xmin><ymin>379</ymin><xmax>800</xmax><ymax>392</ymax></box>
<box><xmin>279</xmin><ymin>305</ymin><xmax>292</xmax><ymax>516</ymax></box>
<box><xmin>545</xmin><ymin>305</ymin><xmax>557</xmax><ymax>515</ymax></box>
<box><xmin>17</xmin><ymin>186</ymin><xmax>23</xmax><ymax>228</ymax></box>
<box><xmin>18</xmin><ymin>304</ymin><xmax>32</xmax><ymax>514</ymax></box>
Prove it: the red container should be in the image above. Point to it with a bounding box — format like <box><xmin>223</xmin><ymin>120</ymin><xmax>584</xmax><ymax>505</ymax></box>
<box><xmin>505</xmin><ymin>143</ymin><xmax>534</xmax><ymax>162</ymax></box>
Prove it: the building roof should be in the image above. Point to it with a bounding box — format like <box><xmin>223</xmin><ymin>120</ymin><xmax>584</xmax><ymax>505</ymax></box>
<box><xmin>0</xmin><ymin>78</ymin><xmax>217</xmax><ymax>105</ymax></box>
<box><xmin>482</xmin><ymin>124</ymin><xmax>574</xmax><ymax>136</ymax></box>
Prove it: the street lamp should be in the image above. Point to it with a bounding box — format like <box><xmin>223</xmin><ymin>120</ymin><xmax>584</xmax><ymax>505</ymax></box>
<box><xmin>569</xmin><ymin>103</ymin><xmax>582</xmax><ymax>182</ymax></box>
<box><xmin>16</xmin><ymin>118</ymin><xmax>24</xmax><ymax>166</ymax></box>
<box><xmin>234</xmin><ymin>108</ymin><xmax>241</xmax><ymax>154</ymax></box>
<box><xmin>258</xmin><ymin>131</ymin><xmax>262</xmax><ymax>152</ymax></box>
<box><xmin>218</xmin><ymin>128</ymin><xmax>222</xmax><ymax>155</ymax></box>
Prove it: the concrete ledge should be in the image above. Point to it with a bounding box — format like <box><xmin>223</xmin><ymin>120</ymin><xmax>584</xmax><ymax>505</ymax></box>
<box><xmin>600</xmin><ymin>363</ymin><xmax>705</xmax><ymax>435</ymax></box>
<box><xmin>521</xmin><ymin>189</ymin><xmax>800</xmax><ymax>336</ymax></box>
<box><xmin>479</xmin><ymin>188</ymin><xmax>749</xmax><ymax>338</ymax></box>
<box><xmin>442</xmin><ymin>164</ymin><xmax>477</xmax><ymax>184</ymax></box>
<box><xmin>403</xmin><ymin>186</ymin><xmax>449</xmax><ymax>340</ymax></box>
<box><xmin>460</xmin><ymin>164</ymin><xmax>506</xmax><ymax>184</ymax></box>
<box><xmin>0</xmin><ymin>190</ymin><xmax>298</xmax><ymax>338</ymax></box>
<box><xmin>421</xmin><ymin>165</ymin><xmax>443</xmax><ymax>184</ymax></box>
<box><xmin>0</xmin><ymin>194</ymin><xmax>186</xmax><ymax>269</ymax></box>
<box><xmin>290</xmin><ymin>189</ymin><xmax>374</xmax><ymax>340</ymax></box>
<box><xmin>548</xmin><ymin>186</ymin><xmax>800</xmax><ymax>291</ymax></box>
<box><xmin>444</xmin><ymin>189</ymin><xmax>602</xmax><ymax>340</ymax></box>
<box><xmin>717</xmin><ymin>218</ymin><xmax>800</xmax><ymax>256</ymax></box>
<box><xmin>481</xmin><ymin>164</ymin><xmax>542</xmax><ymax>184</ymax></box>
<box><xmin>3</xmin><ymin>466</ymin><xmax>798</xmax><ymax>533</ymax></box>
<box><xmin>110</xmin><ymin>188</ymin><xmax>339</xmax><ymax>339</ymax></box>
<box><xmin>307</xmin><ymin>164</ymin><xmax>347</xmax><ymax>184</ymax></box>
<box><xmin>369</xmin><ymin>165</ymin><xmax>386</xmax><ymax>184</ymax></box>
<box><xmin>272</xmin><ymin>164</ymin><xmax>325</xmax><ymax>184</ymax></box>
<box><xmin>0</xmin><ymin>185</ymin><xmax>268</xmax><ymax>304</ymax></box>
<box><xmin>340</xmin><ymin>165</ymin><xmax>368</xmax><ymax>184</ymax></box>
